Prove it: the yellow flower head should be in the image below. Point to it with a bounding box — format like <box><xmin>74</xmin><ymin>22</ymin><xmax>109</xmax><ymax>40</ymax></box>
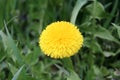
<box><xmin>39</xmin><ymin>21</ymin><xmax>83</xmax><ymax>59</ymax></box>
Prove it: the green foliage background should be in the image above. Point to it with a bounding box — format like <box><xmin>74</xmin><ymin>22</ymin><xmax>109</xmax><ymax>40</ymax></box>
<box><xmin>0</xmin><ymin>0</ymin><xmax>120</xmax><ymax>80</ymax></box>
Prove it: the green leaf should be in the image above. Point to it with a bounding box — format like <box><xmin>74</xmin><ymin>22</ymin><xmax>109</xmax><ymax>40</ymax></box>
<box><xmin>93</xmin><ymin>66</ymin><xmax>101</xmax><ymax>75</ymax></box>
<box><xmin>111</xmin><ymin>61</ymin><xmax>120</xmax><ymax>68</ymax></box>
<box><xmin>70</xmin><ymin>0</ymin><xmax>88</xmax><ymax>24</ymax></box>
<box><xmin>80</xmin><ymin>22</ymin><xmax>120</xmax><ymax>44</ymax></box>
<box><xmin>103</xmin><ymin>49</ymin><xmax>120</xmax><ymax>57</ymax></box>
<box><xmin>55</xmin><ymin>64</ymin><xmax>69</xmax><ymax>76</ymax></box>
<box><xmin>12</xmin><ymin>65</ymin><xmax>24</xmax><ymax>80</ymax></box>
<box><xmin>8</xmin><ymin>63</ymin><xmax>18</xmax><ymax>75</ymax></box>
<box><xmin>79</xmin><ymin>22</ymin><xmax>93</xmax><ymax>33</ymax></box>
<box><xmin>112</xmin><ymin>23</ymin><xmax>120</xmax><ymax>38</ymax></box>
<box><xmin>67</xmin><ymin>70</ymin><xmax>81</xmax><ymax>80</ymax></box>
<box><xmin>62</xmin><ymin>58</ymin><xmax>74</xmax><ymax>71</ymax></box>
<box><xmin>86</xmin><ymin>0</ymin><xmax>107</xmax><ymax>19</ymax></box>
<box><xmin>85</xmin><ymin>68</ymin><xmax>95</xmax><ymax>80</ymax></box>
<box><xmin>100</xmin><ymin>66</ymin><xmax>110</xmax><ymax>76</ymax></box>
<box><xmin>0</xmin><ymin>46</ymin><xmax>6</xmax><ymax>62</ymax></box>
<box><xmin>84</xmin><ymin>38</ymin><xmax>102</xmax><ymax>53</ymax></box>
<box><xmin>0</xmin><ymin>24</ymin><xmax>24</xmax><ymax>65</ymax></box>
<box><xmin>104</xmin><ymin>0</ymin><xmax>118</xmax><ymax>28</ymax></box>
<box><xmin>94</xmin><ymin>26</ymin><xmax>120</xmax><ymax>44</ymax></box>
<box><xmin>24</xmin><ymin>47</ymin><xmax>40</xmax><ymax>65</ymax></box>
<box><xmin>116</xmin><ymin>49</ymin><xmax>120</xmax><ymax>55</ymax></box>
<box><xmin>0</xmin><ymin>62</ymin><xmax>7</xmax><ymax>71</ymax></box>
<box><xmin>103</xmin><ymin>51</ymin><xmax>116</xmax><ymax>57</ymax></box>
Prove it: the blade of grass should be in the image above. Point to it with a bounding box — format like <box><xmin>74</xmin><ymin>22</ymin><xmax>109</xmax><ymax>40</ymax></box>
<box><xmin>0</xmin><ymin>21</ymin><xmax>24</xmax><ymax>65</ymax></box>
<box><xmin>104</xmin><ymin>0</ymin><xmax>118</xmax><ymax>28</ymax></box>
<box><xmin>12</xmin><ymin>65</ymin><xmax>24</xmax><ymax>80</ymax></box>
<box><xmin>0</xmin><ymin>0</ymin><xmax>5</xmax><ymax>28</ymax></box>
<box><xmin>70</xmin><ymin>0</ymin><xmax>88</xmax><ymax>24</ymax></box>
<box><xmin>39</xmin><ymin>0</ymin><xmax>48</xmax><ymax>34</ymax></box>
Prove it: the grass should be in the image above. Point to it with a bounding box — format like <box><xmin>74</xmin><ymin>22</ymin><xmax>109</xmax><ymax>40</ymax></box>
<box><xmin>0</xmin><ymin>0</ymin><xmax>120</xmax><ymax>80</ymax></box>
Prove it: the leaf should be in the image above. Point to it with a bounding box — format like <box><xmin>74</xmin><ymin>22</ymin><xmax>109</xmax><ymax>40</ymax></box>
<box><xmin>104</xmin><ymin>0</ymin><xmax>118</xmax><ymax>28</ymax></box>
<box><xmin>84</xmin><ymin>38</ymin><xmax>102</xmax><ymax>53</ymax></box>
<box><xmin>100</xmin><ymin>66</ymin><xmax>110</xmax><ymax>76</ymax></box>
<box><xmin>86</xmin><ymin>0</ymin><xmax>107</xmax><ymax>19</ymax></box>
<box><xmin>67</xmin><ymin>70</ymin><xmax>81</xmax><ymax>80</ymax></box>
<box><xmin>79</xmin><ymin>22</ymin><xmax>93</xmax><ymax>33</ymax></box>
<box><xmin>111</xmin><ymin>61</ymin><xmax>120</xmax><ymax>68</ymax></box>
<box><xmin>103</xmin><ymin>49</ymin><xmax>120</xmax><ymax>57</ymax></box>
<box><xmin>112</xmin><ymin>23</ymin><xmax>120</xmax><ymax>38</ymax></box>
<box><xmin>62</xmin><ymin>58</ymin><xmax>74</xmax><ymax>71</ymax></box>
<box><xmin>85</xmin><ymin>68</ymin><xmax>95</xmax><ymax>80</ymax></box>
<box><xmin>80</xmin><ymin>22</ymin><xmax>120</xmax><ymax>44</ymax></box>
<box><xmin>12</xmin><ymin>65</ymin><xmax>24</xmax><ymax>80</ymax></box>
<box><xmin>94</xmin><ymin>26</ymin><xmax>120</xmax><ymax>44</ymax></box>
<box><xmin>55</xmin><ymin>64</ymin><xmax>69</xmax><ymax>76</ymax></box>
<box><xmin>24</xmin><ymin>47</ymin><xmax>40</xmax><ymax>65</ymax></box>
<box><xmin>0</xmin><ymin>46</ymin><xmax>6</xmax><ymax>62</ymax></box>
<box><xmin>70</xmin><ymin>0</ymin><xmax>88</xmax><ymax>24</ymax></box>
<box><xmin>93</xmin><ymin>65</ymin><xmax>101</xmax><ymax>75</ymax></box>
<box><xmin>0</xmin><ymin>62</ymin><xmax>7</xmax><ymax>71</ymax></box>
<box><xmin>116</xmin><ymin>49</ymin><xmax>120</xmax><ymax>55</ymax></box>
<box><xmin>8</xmin><ymin>63</ymin><xmax>17</xmax><ymax>75</ymax></box>
<box><xmin>103</xmin><ymin>51</ymin><xmax>116</xmax><ymax>57</ymax></box>
<box><xmin>0</xmin><ymin>24</ymin><xmax>24</xmax><ymax>65</ymax></box>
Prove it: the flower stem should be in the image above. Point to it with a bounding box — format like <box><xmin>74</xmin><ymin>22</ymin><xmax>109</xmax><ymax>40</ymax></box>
<box><xmin>62</xmin><ymin>57</ymin><xmax>74</xmax><ymax>71</ymax></box>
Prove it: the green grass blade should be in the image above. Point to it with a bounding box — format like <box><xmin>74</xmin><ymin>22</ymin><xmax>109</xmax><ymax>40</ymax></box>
<box><xmin>12</xmin><ymin>65</ymin><xmax>24</xmax><ymax>80</ymax></box>
<box><xmin>70</xmin><ymin>0</ymin><xmax>88</xmax><ymax>24</ymax></box>
<box><xmin>104</xmin><ymin>0</ymin><xmax>118</xmax><ymax>28</ymax></box>
<box><xmin>112</xmin><ymin>23</ymin><xmax>120</xmax><ymax>38</ymax></box>
<box><xmin>0</xmin><ymin>22</ymin><xmax>24</xmax><ymax>65</ymax></box>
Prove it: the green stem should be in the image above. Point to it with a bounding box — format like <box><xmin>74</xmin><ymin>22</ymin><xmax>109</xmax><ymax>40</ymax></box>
<box><xmin>62</xmin><ymin>57</ymin><xmax>74</xmax><ymax>71</ymax></box>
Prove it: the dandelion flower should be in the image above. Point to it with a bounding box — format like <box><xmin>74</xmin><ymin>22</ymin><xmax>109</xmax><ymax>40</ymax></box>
<box><xmin>39</xmin><ymin>21</ymin><xmax>83</xmax><ymax>59</ymax></box>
